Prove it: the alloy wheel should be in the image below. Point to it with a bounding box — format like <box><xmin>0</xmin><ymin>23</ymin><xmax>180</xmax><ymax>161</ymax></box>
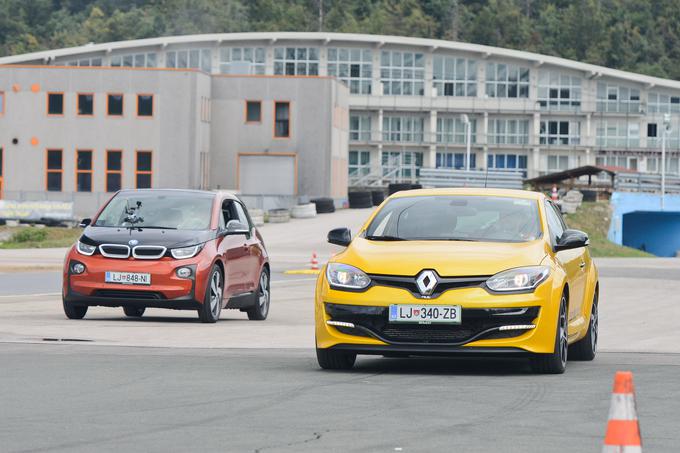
<box><xmin>210</xmin><ymin>271</ymin><xmax>222</xmax><ymax>317</ymax></box>
<box><xmin>590</xmin><ymin>297</ymin><xmax>598</xmax><ymax>354</ymax></box>
<box><xmin>258</xmin><ymin>271</ymin><xmax>270</xmax><ymax>317</ymax></box>
<box><xmin>559</xmin><ymin>297</ymin><xmax>568</xmax><ymax>367</ymax></box>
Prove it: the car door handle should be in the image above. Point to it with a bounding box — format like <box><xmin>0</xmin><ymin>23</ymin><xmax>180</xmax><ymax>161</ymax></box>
<box><xmin>579</xmin><ymin>261</ymin><xmax>586</xmax><ymax>269</ymax></box>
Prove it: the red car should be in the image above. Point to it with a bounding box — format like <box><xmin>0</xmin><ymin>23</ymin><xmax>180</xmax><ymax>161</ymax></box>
<box><xmin>62</xmin><ymin>189</ymin><xmax>270</xmax><ymax>323</ymax></box>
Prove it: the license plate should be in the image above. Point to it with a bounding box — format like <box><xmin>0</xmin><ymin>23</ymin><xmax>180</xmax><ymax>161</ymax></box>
<box><xmin>105</xmin><ymin>271</ymin><xmax>151</xmax><ymax>286</ymax></box>
<box><xmin>389</xmin><ymin>304</ymin><xmax>461</xmax><ymax>324</ymax></box>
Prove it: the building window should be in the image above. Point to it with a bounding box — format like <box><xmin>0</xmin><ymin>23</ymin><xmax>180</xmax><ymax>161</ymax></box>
<box><xmin>76</xmin><ymin>150</ymin><xmax>93</xmax><ymax>192</ymax></box>
<box><xmin>77</xmin><ymin>93</ymin><xmax>94</xmax><ymax>116</ymax></box>
<box><xmin>107</xmin><ymin>94</ymin><xmax>124</xmax><ymax>116</ymax></box>
<box><xmin>136</xmin><ymin>151</ymin><xmax>152</xmax><ymax>188</ymax></box>
<box><xmin>487</xmin><ymin>153</ymin><xmax>528</xmax><ymax>174</ymax></box>
<box><xmin>436</xmin><ymin>152</ymin><xmax>477</xmax><ymax>169</ymax></box>
<box><xmin>245</xmin><ymin>101</ymin><xmax>261</xmax><ymax>123</ymax></box>
<box><xmin>349</xmin><ymin>150</ymin><xmax>371</xmax><ymax>183</ymax></box>
<box><xmin>110</xmin><ymin>53</ymin><xmax>156</xmax><ymax>68</ymax></box>
<box><xmin>349</xmin><ymin>115</ymin><xmax>371</xmax><ymax>141</ymax></box>
<box><xmin>381</xmin><ymin>51</ymin><xmax>425</xmax><ymax>96</ymax></box>
<box><xmin>274</xmin><ymin>102</ymin><xmax>290</xmax><ymax>138</ymax></box>
<box><xmin>597</xmin><ymin>83</ymin><xmax>640</xmax><ymax>113</ymax></box>
<box><xmin>485</xmin><ymin>63</ymin><xmax>530</xmax><ymax>98</ymax></box>
<box><xmin>433</xmin><ymin>56</ymin><xmax>477</xmax><ymax>97</ymax></box>
<box><xmin>488</xmin><ymin>119</ymin><xmax>529</xmax><ymax>145</ymax></box>
<box><xmin>547</xmin><ymin>155</ymin><xmax>570</xmax><ymax>172</ymax></box>
<box><xmin>644</xmin><ymin>156</ymin><xmax>680</xmax><ymax>175</ymax></box>
<box><xmin>166</xmin><ymin>49</ymin><xmax>211</xmax><ymax>72</ymax></box>
<box><xmin>47</xmin><ymin>92</ymin><xmax>64</xmax><ymax>115</ymax></box>
<box><xmin>436</xmin><ymin>117</ymin><xmax>477</xmax><ymax>144</ymax></box>
<box><xmin>219</xmin><ymin>47</ymin><xmax>266</xmax><ymax>74</ymax></box>
<box><xmin>540</xmin><ymin>120</ymin><xmax>581</xmax><ymax>145</ymax></box>
<box><xmin>383</xmin><ymin>116</ymin><xmax>425</xmax><ymax>143</ymax></box>
<box><xmin>648</xmin><ymin>92</ymin><xmax>680</xmax><ymax>114</ymax></box>
<box><xmin>65</xmin><ymin>57</ymin><xmax>103</xmax><ymax>67</ymax></box>
<box><xmin>537</xmin><ymin>71</ymin><xmax>581</xmax><ymax>111</ymax></box>
<box><xmin>381</xmin><ymin>151</ymin><xmax>423</xmax><ymax>181</ymax></box>
<box><xmin>327</xmin><ymin>48</ymin><xmax>372</xmax><ymax>94</ymax></box>
<box><xmin>596</xmin><ymin>120</ymin><xmax>640</xmax><ymax>148</ymax></box>
<box><xmin>647</xmin><ymin>123</ymin><xmax>657</xmax><ymax>138</ymax></box>
<box><xmin>106</xmin><ymin>150</ymin><xmax>122</xmax><ymax>192</ymax></box>
<box><xmin>274</xmin><ymin>47</ymin><xmax>319</xmax><ymax>76</ymax></box>
<box><xmin>46</xmin><ymin>149</ymin><xmax>63</xmax><ymax>192</ymax></box>
<box><xmin>137</xmin><ymin>94</ymin><xmax>153</xmax><ymax>117</ymax></box>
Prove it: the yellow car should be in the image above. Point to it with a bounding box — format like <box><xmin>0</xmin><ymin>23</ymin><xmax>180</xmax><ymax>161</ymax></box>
<box><xmin>315</xmin><ymin>188</ymin><xmax>599</xmax><ymax>374</ymax></box>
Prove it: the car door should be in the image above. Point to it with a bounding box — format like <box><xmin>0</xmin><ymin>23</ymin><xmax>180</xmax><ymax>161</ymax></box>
<box><xmin>545</xmin><ymin>201</ymin><xmax>586</xmax><ymax>330</ymax></box>
<box><xmin>217</xmin><ymin>199</ymin><xmax>251</xmax><ymax>297</ymax></box>
<box><xmin>232</xmin><ymin>201</ymin><xmax>263</xmax><ymax>293</ymax></box>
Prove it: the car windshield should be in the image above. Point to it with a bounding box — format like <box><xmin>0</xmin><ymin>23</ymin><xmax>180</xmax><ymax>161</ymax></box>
<box><xmin>94</xmin><ymin>192</ymin><xmax>214</xmax><ymax>230</ymax></box>
<box><xmin>365</xmin><ymin>195</ymin><xmax>542</xmax><ymax>243</ymax></box>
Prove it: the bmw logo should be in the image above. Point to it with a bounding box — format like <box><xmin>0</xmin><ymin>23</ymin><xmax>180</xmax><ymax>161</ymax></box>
<box><xmin>128</xmin><ymin>239</ymin><xmax>139</xmax><ymax>246</ymax></box>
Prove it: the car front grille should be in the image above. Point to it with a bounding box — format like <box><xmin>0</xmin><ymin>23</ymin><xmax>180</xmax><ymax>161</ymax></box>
<box><xmin>369</xmin><ymin>273</ymin><xmax>490</xmax><ymax>298</ymax></box>
<box><xmin>95</xmin><ymin>289</ymin><xmax>163</xmax><ymax>300</ymax></box>
<box><xmin>99</xmin><ymin>244</ymin><xmax>130</xmax><ymax>259</ymax></box>
<box><xmin>325</xmin><ymin>303</ymin><xmax>539</xmax><ymax>345</ymax></box>
<box><xmin>132</xmin><ymin>246</ymin><xmax>167</xmax><ymax>259</ymax></box>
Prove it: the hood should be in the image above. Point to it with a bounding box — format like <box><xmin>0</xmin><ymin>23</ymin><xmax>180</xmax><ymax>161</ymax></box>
<box><xmin>80</xmin><ymin>226</ymin><xmax>215</xmax><ymax>249</ymax></box>
<box><xmin>338</xmin><ymin>237</ymin><xmax>548</xmax><ymax>277</ymax></box>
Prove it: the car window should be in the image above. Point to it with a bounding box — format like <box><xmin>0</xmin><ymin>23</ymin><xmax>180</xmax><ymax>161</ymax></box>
<box><xmin>545</xmin><ymin>201</ymin><xmax>565</xmax><ymax>244</ymax></box>
<box><xmin>365</xmin><ymin>195</ymin><xmax>542</xmax><ymax>243</ymax></box>
<box><xmin>233</xmin><ymin>202</ymin><xmax>251</xmax><ymax>228</ymax></box>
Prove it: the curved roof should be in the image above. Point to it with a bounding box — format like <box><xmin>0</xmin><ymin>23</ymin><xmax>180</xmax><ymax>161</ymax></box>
<box><xmin>1</xmin><ymin>31</ymin><xmax>679</xmax><ymax>90</ymax></box>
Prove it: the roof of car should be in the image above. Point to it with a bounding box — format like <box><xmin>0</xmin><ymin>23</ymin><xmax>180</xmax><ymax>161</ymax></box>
<box><xmin>116</xmin><ymin>189</ymin><xmax>240</xmax><ymax>200</ymax></box>
<box><xmin>389</xmin><ymin>188</ymin><xmax>546</xmax><ymax>200</ymax></box>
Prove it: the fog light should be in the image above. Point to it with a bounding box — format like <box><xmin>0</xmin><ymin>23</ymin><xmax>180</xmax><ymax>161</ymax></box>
<box><xmin>71</xmin><ymin>262</ymin><xmax>86</xmax><ymax>274</ymax></box>
<box><xmin>176</xmin><ymin>267</ymin><xmax>192</xmax><ymax>279</ymax></box>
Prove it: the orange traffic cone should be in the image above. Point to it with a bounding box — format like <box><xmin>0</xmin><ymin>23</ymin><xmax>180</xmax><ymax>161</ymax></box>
<box><xmin>551</xmin><ymin>184</ymin><xmax>559</xmax><ymax>201</ymax></box>
<box><xmin>603</xmin><ymin>371</ymin><xmax>642</xmax><ymax>452</ymax></box>
<box><xmin>310</xmin><ymin>252</ymin><xmax>319</xmax><ymax>271</ymax></box>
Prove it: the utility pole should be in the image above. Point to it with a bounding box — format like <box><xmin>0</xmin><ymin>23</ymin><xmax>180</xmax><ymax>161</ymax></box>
<box><xmin>662</xmin><ymin>113</ymin><xmax>671</xmax><ymax>210</ymax></box>
<box><xmin>461</xmin><ymin>114</ymin><xmax>471</xmax><ymax>171</ymax></box>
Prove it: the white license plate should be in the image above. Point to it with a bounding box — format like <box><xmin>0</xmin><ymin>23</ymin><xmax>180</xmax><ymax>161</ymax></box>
<box><xmin>105</xmin><ymin>271</ymin><xmax>151</xmax><ymax>286</ymax></box>
<box><xmin>389</xmin><ymin>304</ymin><xmax>461</xmax><ymax>324</ymax></box>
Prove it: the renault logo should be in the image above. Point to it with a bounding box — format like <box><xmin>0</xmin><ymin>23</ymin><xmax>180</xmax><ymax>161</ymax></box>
<box><xmin>415</xmin><ymin>270</ymin><xmax>439</xmax><ymax>296</ymax></box>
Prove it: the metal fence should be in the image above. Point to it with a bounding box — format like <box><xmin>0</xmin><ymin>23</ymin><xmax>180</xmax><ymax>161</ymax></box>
<box><xmin>614</xmin><ymin>173</ymin><xmax>680</xmax><ymax>193</ymax></box>
<box><xmin>419</xmin><ymin>168</ymin><xmax>524</xmax><ymax>189</ymax></box>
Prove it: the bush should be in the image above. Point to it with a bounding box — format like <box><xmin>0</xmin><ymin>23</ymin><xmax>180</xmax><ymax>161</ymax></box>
<box><xmin>11</xmin><ymin>228</ymin><xmax>48</xmax><ymax>243</ymax></box>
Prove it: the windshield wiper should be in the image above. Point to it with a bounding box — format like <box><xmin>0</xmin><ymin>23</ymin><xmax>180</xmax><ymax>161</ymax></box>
<box><xmin>134</xmin><ymin>226</ymin><xmax>178</xmax><ymax>230</ymax></box>
<box><xmin>365</xmin><ymin>235</ymin><xmax>407</xmax><ymax>241</ymax></box>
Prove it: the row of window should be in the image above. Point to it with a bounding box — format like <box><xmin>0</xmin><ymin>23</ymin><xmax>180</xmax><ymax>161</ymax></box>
<box><xmin>46</xmin><ymin>93</ymin><xmax>154</xmax><ymax>117</ymax></box>
<box><xmin>45</xmin><ymin>149</ymin><xmax>152</xmax><ymax>192</ymax></box>
<box><xmin>244</xmin><ymin>101</ymin><xmax>291</xmax><ymax>138</ymax></box>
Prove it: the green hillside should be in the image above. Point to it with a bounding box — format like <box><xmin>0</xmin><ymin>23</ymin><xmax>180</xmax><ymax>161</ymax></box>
<box><xmin>2</xmin><ymin>1</ymin><xmax>680</xmax><ymax>80</ymax></box>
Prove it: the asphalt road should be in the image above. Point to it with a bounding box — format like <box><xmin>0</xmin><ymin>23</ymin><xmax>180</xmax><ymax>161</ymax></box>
<box><xmin>1</xmin><ymin>345</ymin><xmax>678</xmax><ymax>453</ymax></box>
<box><xmin>1</xmin><ymin>210</ymin><xmax>679</xmax><ymax>452</ymax></box>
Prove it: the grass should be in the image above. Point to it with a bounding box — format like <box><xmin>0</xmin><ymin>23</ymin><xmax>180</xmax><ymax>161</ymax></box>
<box><xmin>563</xmin><ymin>201</ymin><xmax>652</xmax><ymax>258</ymax></box>
<box><xmin>0</xmin><ymin>226</ymin><xmax>81</xmax><ymax>249</ymax></box>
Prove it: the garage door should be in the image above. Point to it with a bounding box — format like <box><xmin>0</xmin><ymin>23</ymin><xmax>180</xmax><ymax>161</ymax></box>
<box><xmin>239</xmin><ymin>154</ymin><xmax>296</xmax><ymax>195</ymax></box>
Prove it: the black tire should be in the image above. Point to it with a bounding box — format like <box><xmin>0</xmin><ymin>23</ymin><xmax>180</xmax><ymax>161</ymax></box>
<box><xmin>388</xmin><ymin>183</ymin><xmax>413</xmax><ymax>195</ymax></box>
<box><xmin>530</xmin><ymin>293</ymin><xmax>568</xmax><ymax>374</ymax></box>
<box><xmin>123</xmin><ymin>306</ymin><xmax>145</xmax><ymax>318</ymax></box>
<box><xmin>569</xmin><ymin>288</ymin><xmax>598</xmax><ymax>361</ymax></box>
<box><xmin>198</xmin><ymin>265</ymin><xmax>223</xmax><ymax>323</ymax></box>
<box><xmin>310</xmin><ymin>197</ymin><xmax>335</xmax><ymax>214</ymax></box>
<box><xmin>371</xmin><ymin>190</ymin><xmax>385</xmax><ymax>206</ymax></box>
<box><xmin>63</xmin><ymin>297</ymin><xmax>88</xmax><ymax>320</ymax></box>
<box><xmin>247</xmin><ymin>268</ymin><xmax>270</xmax><ymax>321</ymax></box>
<box><xmin>348</xmin><ymin>191</ymin><xmax>372</xmax><ymax>209</ymax></box>
<box><xmin>316</xmin><ymin>347</ymin><xmax>356</xmax><ymax>370</ymax></box>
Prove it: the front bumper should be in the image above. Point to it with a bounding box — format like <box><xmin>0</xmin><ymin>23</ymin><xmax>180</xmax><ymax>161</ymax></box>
<box><xmin>315</xmin><ymin>274</ymin><xmax>562</xmax><ymax>355</ymax></box>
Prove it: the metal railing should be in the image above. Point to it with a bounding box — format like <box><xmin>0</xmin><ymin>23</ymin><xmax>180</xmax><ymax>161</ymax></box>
<box><xmin>419</xmin><ymin>168</ymin><xmax>524</xmax><ymax>189</ymax></box>
<box><xmin>614</xmin><ymin>173</ymin><xmax>680</xmax><ymax>193</ymax></box>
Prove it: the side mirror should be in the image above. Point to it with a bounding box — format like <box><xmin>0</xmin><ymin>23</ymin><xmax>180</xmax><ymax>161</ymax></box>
<box><xmin>224</xmin><ymin>220</ymin><xmax>249</xmax><ymax>235</ymax></box>
<box><xmin>555</xmin><ymin>229</ymin><xmax>589</xmax><ymax>252</ymax></box>
<box><xmin>328</xmin><ymin>227</ymin><xmax>351</xmax><ymax>247</ymax></box>
<box><xmin>79</xmin><ymin>218</ymin><xmax>92</xmax><ymax>228</ymax></box>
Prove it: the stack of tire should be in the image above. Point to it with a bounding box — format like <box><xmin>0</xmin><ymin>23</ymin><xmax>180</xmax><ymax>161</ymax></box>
<box><xmin>249</xmin><ymin>208</ymin><xmax>265</xmax><ymax>226</ymax></box>
<box><xmin>388</xmin><ymin>183</ymin><xmax>422</xmax><ymax>195</ymax></box>
<box><xmin>370</xmin><ymin>190</ymin><xmax>385</xmax><ymax>206</ymax></box>
<box><xmin>267</xmin><ymin>208</ymin><xmax>291</xmax><ymax>223</ymax></box>
<box><xmin>310</xmin><ymin>198</ymin><xmax>335</xmax><ymax>214</ymax></box>
<box><xmin>291</xmin><ymin>203</ymin><xmax>317</xmax><ymax>219</ymax></box>
<box><xmin>348</xmin><ymin>191</ymin><xmax>372</xmax><ymax>209</ymax></box>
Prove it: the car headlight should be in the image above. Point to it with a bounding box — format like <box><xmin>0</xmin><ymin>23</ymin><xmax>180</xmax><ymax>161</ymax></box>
<box><xmin>486</xmin><ymin>266</ymin><xmax>550</xmax><ymax>292</ymax></box>
<box><xmin>326</xmin><ymin>263</ymin><xmax>371</xmax><ymax>290</ymax></box>
<box><xmin>76</xmin><ymin>240</ymin><xmax>96</xmax><ymax>256</ymax></box>
<box><xmin>170</xmin><ymin>245</ymin><xmax>203</xmax><ymax>259</ymax></box>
